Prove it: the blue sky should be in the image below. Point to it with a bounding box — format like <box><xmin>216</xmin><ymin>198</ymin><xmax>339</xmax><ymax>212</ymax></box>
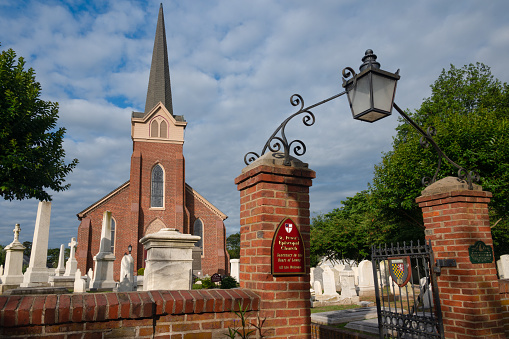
<box><xmin>1</xmin><ymin>0</ymin><xmax>509</xmax><ymax>249</ymax></box>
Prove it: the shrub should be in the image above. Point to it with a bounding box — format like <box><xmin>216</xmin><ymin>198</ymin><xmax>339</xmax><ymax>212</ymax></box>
<box><xmin>137</xmin><ymin>267</ymin><xmax>145</xmax><ymax>276</ymax></box>
<box><xmin>200</xmin><ymin>277</ymin><xmax>216</xmax><ymax>289</ymax></box>
<box><xmin>220</xmin><ymin>276</ymin><xmax>238</xmax><ymax>289</ymax></box>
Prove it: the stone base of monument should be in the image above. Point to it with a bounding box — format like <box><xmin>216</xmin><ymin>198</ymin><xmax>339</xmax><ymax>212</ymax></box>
<box><xmin>140</xmin><ymin>228</ymin><xmax>200</xmax><ymax>291</ymax></box>
<box><xmin>90</xmin><ymin>252</ymin><xmax>116</xmax><ymax>291</ymax></box>
<box><xmin>313</xmin><ymin>295</ymin><xmax>360</xmax><ymax>307</ymax></box>
<box><xmin>49</xmin><ymin>275</ymin><xmax>75</xmax><ymax>289</ymax></box>
<box><xmin>20</xmin><ymin>267</ymin><xmax>52</xmax><ymax>288</ymax></box>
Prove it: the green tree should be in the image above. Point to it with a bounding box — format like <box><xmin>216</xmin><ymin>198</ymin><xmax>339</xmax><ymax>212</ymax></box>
<box><xmin>371</xmin><ymin>63</ymin><xmax>509</xmax><ymax>258</ymax></box>
<box><xmin>310</xmin><ymin>191</ymin><xmax>402</xmax><ymax>264</ymax></box>
<box><xmin>226</xmin><ymin>232</ymin><xmax>240</xmax><ymax>259</ymax></box>
<box><xmin>0</xmin><ymin>46</ymin><xmax>78</xmax><ymax>201</ymax></box>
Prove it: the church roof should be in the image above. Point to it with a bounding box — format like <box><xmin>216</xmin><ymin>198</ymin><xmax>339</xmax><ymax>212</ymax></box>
<box><xmin>77</xmin><ymin>180</ymin><xmax>228</xmax><ymax>221</ymax></box>
<box><xmin>144</xmin><ymin>3</ymin><xmax>174</xmax><ymax>115</ymax></box>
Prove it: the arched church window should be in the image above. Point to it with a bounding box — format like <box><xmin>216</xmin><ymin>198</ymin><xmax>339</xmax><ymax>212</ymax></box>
<box><xmin>193</xmin><ymin>219</ymin><xmax>203</xmax><ymax>251</ymax></box>
<box><xmin>151</xmin><ymin>164</ymin><xmax>164</xmax><ymax>208</ymax></box>
<box><xmin>160</xmin><ymin>120</ymin><xmax>167</xmax><ymax>138</ymax></box>
<box><xmin>150</xmin><ymin>120</ymin><xmax>159</xmax><ymax>137</ymax></box>
<box><xmin>110</xmin><ymin>218</ymin><xmax>116</xmax><ymax>253</ymax></box>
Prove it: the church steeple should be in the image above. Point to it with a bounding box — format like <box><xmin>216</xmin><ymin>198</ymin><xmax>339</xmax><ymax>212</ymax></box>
<box><xmin>145</xmin><ymin>3</ymin><xmax>173</xmax><ymax>115</ymax></box>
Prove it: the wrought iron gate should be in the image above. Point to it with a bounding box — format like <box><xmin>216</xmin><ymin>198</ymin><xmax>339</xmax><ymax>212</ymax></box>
<box><xmin>371</xmin><ymin>241</ymin><xmax>444</xmax><ymax>338</ymax></box>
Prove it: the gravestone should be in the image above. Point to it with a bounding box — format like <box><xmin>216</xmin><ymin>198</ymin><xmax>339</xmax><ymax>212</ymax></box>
<box><xmin>339</xmin><ymin>264</ymin><xmax>359</xmax><ymax>303</ymax></box>
<box><xmin>420</xmin><ymin>277</ymin><xmax>434</xmax><ymax>309</ymax></box>
<box><xmin>320</xmin><ymin>266</ymin><xmax>340</xmax><ymax>301</ymax></box>
<box><xmin>73</xmin><ymin>269</ymin><xmax>87</xmax><ymax>293</ymax></box>
<box><xmin>119</xmin><ymin>251</ymin><xmax>135</xmax><ymax>290</ymax></box>
<box><xmin>230</xmin><ymin>259</ymin><xmax>240</xmax><ymax>283</ymax></box>
<box><xmin>90</xmin><ymin>211</ymin><xmax>116</xmax><ymax>290</ymax></box>
<box><xmin>358</xmin><ymin>260</ymin><xmax>375</xmax><ymax>297</ymax></box>
<box><xmin>313</xmin><ymin>280</ymin><xmax>323</xmax><ymax>296</ymax></box>
<box><xmin>0</xmin><ymin>265</ymin><xmax>3</xmax><ymax>276</ymax></box>
<box><xmin>497</xmin><ymin>254</ymin><xmax>509</xmax><ymax>279</ymax></box>
<box><xmin>0</xmin><ymin>224</ymin><xmax>26</xmax><ymax>292</ymax></box>
<box><xmin>54</xmin><ymin>244</ymin><xmax>66</xmax><ymax>276</ymax></box>
<box><xmin>313</xmin><ymin>265</ymin><xmax>324</xmax><ymax>290</ymax></box>
<box><xmin>64</xmin><ymin>237</ymin><xmax>78</xmax><ymax>276</ymax></box>
<box><xmin>310</xmin><ymin>267</ymin><xmax>315</xmax><ymax>287</ymax></box>
<box><xmin>331</xmin><ymin>266</ymin><xmax>341</xmax><ymax>292</ymax></box>
<box><xmin>21</xmin><ymin>202</ymin><xmax>52</xmax><ymax>287</ymax></box>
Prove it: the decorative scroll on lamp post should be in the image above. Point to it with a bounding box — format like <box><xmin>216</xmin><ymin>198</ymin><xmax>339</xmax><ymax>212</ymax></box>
<box><xmin>244</xmin><ymin>49</ymin><xmax>479</xmax><ymax>189</ymax></box>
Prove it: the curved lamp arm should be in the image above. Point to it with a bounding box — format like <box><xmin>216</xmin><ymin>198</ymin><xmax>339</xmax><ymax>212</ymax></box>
<box><xmin>392</xmin><ymin>103</ymin><xmax>479</xmax><ymax>189</ymax></box>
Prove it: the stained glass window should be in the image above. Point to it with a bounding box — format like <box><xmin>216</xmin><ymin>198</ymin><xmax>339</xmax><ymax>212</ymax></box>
<box><xmin>151</xmin><ymin>164</ymin><xmax>164</xmax><ymax>207</ymax></box>
<box><xmin>194</xmin><ymin>219</ymin><xmax>203</xmax><ymax>250</ymax></box>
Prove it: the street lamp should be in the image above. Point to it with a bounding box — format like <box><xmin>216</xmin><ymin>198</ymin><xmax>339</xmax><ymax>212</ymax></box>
<box><xmin>244</xmin><ymin>49</ymin><xmax>479</xmax><ymax>189</ymax></box>
<box><xmin>342</xmin><ymin>49</ymin><xmax>400</xmax><ymax>123</ymax></box>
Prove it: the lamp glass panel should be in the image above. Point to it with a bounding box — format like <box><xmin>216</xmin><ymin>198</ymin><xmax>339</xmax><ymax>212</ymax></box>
<box><xmin>372</xmin><ymin>75</ymin><xmax>396</xmax><ymax>113</ymax></box>
<box><xmin>347</xmin><ymin>75</ymin><xmax>372</xmax><ymax>117</ymax></box>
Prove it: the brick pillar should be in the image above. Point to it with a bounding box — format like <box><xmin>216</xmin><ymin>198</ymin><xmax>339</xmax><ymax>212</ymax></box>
<box><xmin>235</xmin><ymin>152</ymin><xmax>315</xmax><ymax>339</ymax></box>
<box><xmin>416</xmin><ymin>177</ymin><xmax>505</xmax><ymax>338</ymax></box>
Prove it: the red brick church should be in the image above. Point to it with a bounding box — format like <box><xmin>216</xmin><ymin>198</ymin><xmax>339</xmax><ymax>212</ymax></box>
<box><xmin>76</xmin><ymin>5</ymin><xmax>229</xmax><ymax>280</ymax></box>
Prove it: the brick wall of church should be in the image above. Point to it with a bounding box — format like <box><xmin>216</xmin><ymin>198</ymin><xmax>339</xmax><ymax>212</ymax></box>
<box><xmin>76</xmin><ymin>186</ymin><xmax>131</xmax><ymax>280</ymax></box>
<box><xmin>185</xmin><ymin>189</ymin><xmax>229</xmax><ymax>276</ymax></box>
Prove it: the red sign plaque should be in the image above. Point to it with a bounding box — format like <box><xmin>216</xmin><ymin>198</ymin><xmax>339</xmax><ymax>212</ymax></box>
<box><xmin>271</xmin><ymin>217</ymin><xmax>306</xmax><ymax>276</ymax></box>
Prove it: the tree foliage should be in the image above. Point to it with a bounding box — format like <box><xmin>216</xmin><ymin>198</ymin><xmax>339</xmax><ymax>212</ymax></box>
<box><xmin>371</xmin><ymin>63</ymin><xmax>509</xmax><ymax>258</ymax></box>
<box><xmin>226</xmin><ymin>232</ymin><xmax>240</xmax><ymax>259</ymax></box>
<box><xmin>0</xmin><ymin>46</ymin><xmax>78</xmax><ymax>201</ymax></box>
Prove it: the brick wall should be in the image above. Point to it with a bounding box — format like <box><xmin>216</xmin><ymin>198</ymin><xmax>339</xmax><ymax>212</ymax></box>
<box><xmin>0</xmin><ymin>289</ymin><xmax>259</xmax><ymax>338</ymax></box>
<box><xmin>416</xmin><ymin>186</ymin><xmax>505</xmax><ymax>338</ymax></box>
<box><xmin>235</xmin><ymin>155</ymin><xmax>315</xmax><ymax>339</ymax></box>
<box><xmin>499</xmin><ymin>279</ymin><xmax>509</xmax><ymax>337</ymax></box>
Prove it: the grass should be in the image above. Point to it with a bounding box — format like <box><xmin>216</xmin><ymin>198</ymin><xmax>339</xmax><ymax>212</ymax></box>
<box><xmin>311</xmin><ymin>304</ymin><xmax>359</xmax><ymax>313</ymax></box>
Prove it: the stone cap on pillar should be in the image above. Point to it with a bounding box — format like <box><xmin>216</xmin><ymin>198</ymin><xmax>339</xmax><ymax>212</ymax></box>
<box><xmin>420</xmin><ymin>176</ymin><xmax>482</xmax><ymax>196</ymax></box>
<box><xmin>242</xmin><ymin>151</ymin><xmax>308</xmax><ymax>174</ymax></box>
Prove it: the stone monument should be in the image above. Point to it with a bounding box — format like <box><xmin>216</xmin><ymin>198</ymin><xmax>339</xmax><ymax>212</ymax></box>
<box><xmin>139</xmin><ymin>228</ymin><xmax>200</xmax><ymax>290</ymax></box>
<box><xmin>0</xmin><ymin>224</ymin><xmax>26</xmax><ymax>292</ymax></box>
<box><xmin>119</xmin><ymin>250</ymin><xmax>135</xmax><ymax>289</ymax></box>
<box><xmin>230</xmin><ymin>259</ymin><xmax>240</xmax><ymax>283</ymax></box>
<box><xmin>339</xmin><ymin>264</ymin><xmax>360</xmax><ymax>303</ymax></box>
<box><xmin>21</xmin><ymin>201</ymin><xmax>52</xmax><ymax>287</ymax></box>
<box><xmin>64</xmin><ymin>237</ymin><xmax>78</xmax><ymax>276</ymax></box>
<box><xmin>90</xmin><ymin>211</ymin><xmax>116</xmax><ymax>290</ymax></box>
<box><xmin>358</xmin><ymin>259</ymin><xmax>375</xmax><ymax>297</ymax></box>
<box><xmin>54</xmin><ymin>244</ymin><xmax>66</xmax><ymax>276</ymax></box>
<box><xmin>73</xmin><ymin>269</ymin><xmax>87</xmax><ymax>293</ymax></box>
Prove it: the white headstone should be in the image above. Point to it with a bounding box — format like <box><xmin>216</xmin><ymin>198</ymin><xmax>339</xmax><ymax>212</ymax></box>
<box><xmin>420</xmin><ymin>277</ymin><xmax>434</xmax><ymax>309</ymax></box>
<box><xmin>497</xmin><ymin>255</ymin><xmax>509</xmax><ymax>279</ymax></box>
<box><xmin>339</xmin><ymin>264</ymin><xmax>358</xmax><ymax>298</ymax></box>
<box><xmin>230</xmin><ymin>259</ymin><xmax>240</xmax><ymax>283</ymax></box>
<box><xmin>322</xmin><ymin>266</ymin><xmax>340</xmax><ymax>296</ymax></box>
<box><xmin>54</xmin><ymin>244</ymin><xmax>66</xmax><ymax>276</ymax></box>
<box><xmin>310</xmin><ymin>267</ymin><xmax>315</xmax><ymax>287</ymax></box>
<box><xmin>64</xmin><ymin>237</ymin><xmax>78</xmax><ymax>276</ymax></box>
<box><xmin>73</xmin><ymin>269</ymin><xmax>87</xmax><ymax>293</ymax></box>
<box><xmin>358</xmin><ymin>260</ymin><xmax>375</xmax><ymax>297</ymax></box>
<box><xmin>0</xmin><ymin>224</ymin><xmax>26</xmax><ymax>288</ymax></box>
<box><xmin>21</xmin><ymin>202</ymin><xmax>52</xmax><ymax>287</ymax></box>
<box><xmin>88</xmin><ymin>268</ymin><xmax>94</xmax><ymax>290</ymax></box>
<box><xmin>0</xmin><ymin>265</ymin><xmax>3</xmax><ymax>277</ymax></box>
<box><xmin>120</xmin><ymin>252</ymin><xmax>135</xmax><ymax>287</ymax></box>
<box><xmin>90</xmin><ymin>211</ymin><xmax>116</xmax><ymax>290</ymax></box>
<box><xmin>313</xmin><ymin>280</ymin><xmax>323</xmax><ymax>295</ymax></box>
<box><xmin>313</xmin><ymin>266</ymin><xmax>324</xmax><ymax>289</ymax></box>
<box><xmin>116</xmin><ymin>275</ymin><xmax>133</xmax><ymax>292</ymax></box>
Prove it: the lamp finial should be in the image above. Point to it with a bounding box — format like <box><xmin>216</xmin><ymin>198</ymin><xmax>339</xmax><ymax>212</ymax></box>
<box><xmin>360</xmin><ymin>49</ymin><xmax>380</xmax><ymax>71</ymax></box>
